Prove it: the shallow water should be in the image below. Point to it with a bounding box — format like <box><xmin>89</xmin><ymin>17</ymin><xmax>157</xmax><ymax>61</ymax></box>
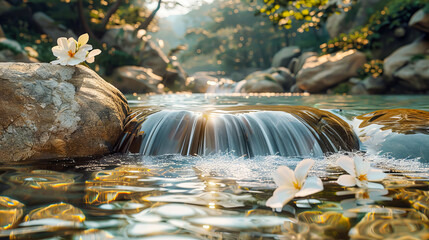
<box><xmin>1</xmin><ymin>94</ymin><xmax>429</xmax><ymax>239</ymax></box>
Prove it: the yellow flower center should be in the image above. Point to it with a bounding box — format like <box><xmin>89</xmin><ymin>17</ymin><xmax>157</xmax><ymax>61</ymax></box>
<box><xmin>358</xmin><ymin>174</ymin><xmax>368</xmax><ymax>181</ymax></box>
<box><xmin>68</xmin><ymin>50</ymin><xmax>76</xmax><ymax>58</ymax></box>
<box><xmin>293</xmin><ymin>181</ymin><xmax>301</xmax><ymax>190</ymax></box>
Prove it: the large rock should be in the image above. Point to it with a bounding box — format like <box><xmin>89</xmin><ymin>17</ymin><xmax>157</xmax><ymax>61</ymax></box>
<box><xmin>0</xmin><ymin>38</ymin><xmax>37</xmax><ymax>63</ymax></box>
<box><xmin>101</xmin><ymin>25</ymin><xmax>144</xmax><ymax>55</ymax></box>
<box><xmin>139</xmin><ymin>41</ymin><xmax>169</xmax><ymax>77</ymax></box>
<box><xmin>187</xmin><ymin>72</ymin><xmax>219</xmax><ymax>93</ymax></box>
<box><xmin>271</xmin><ymin>46</ymin><xmax>301</xmax><ymax>68</ymax></box>
<box><xmin>409</xmin><ymin>9</ymin><xmax>429</xmax><ymax>33</ymax></box>
<box><xmin>384</xmin><ymin>37</ymin><xmax>429</xmax><ymax>81</ymax></box>
<box><xmin>110</xmin><ymin>66</ymin><xmax>162</xmax><ymax>94</ymax></box>
<box><xmin>0</xmin><ymin>63</ymin><xmax>130</xmax><ymax>162</ymax></box>
<box><xmin>32</xmin><ymin>12</ymin><xmax>77</xmax><ymax>41</ymax></box>
<box><xmin>296</xmin><ymin>50</ymin><xmax>366</xmax><ymax>93</ymax></box>
<box><xmin>288</xmin><ymin>52</ymin><xmax>318</xmax><ymax>74</ymax></box>
<box><xmin>394</xmin><ymin>59</ymin><xmax>429</xmax><ymax>91</ymax></box>
<box><xmin>326</xmin><ymin>0</ymin><xmax>382</xmax><ymax>38</ymax></box>
<box><xmin>326</xmin><ymin>12</ymin><xmax>347</xmax><ymax>38</ymax></box>
<box><xmin>236</xmin><ymin>79</ymin><xmax>284</xmax><ymax>93</ymax></box>
<box><xmin>235</xmin><ymin>67</ymin><xmax>296</xmax><ymax>93</ymax></box>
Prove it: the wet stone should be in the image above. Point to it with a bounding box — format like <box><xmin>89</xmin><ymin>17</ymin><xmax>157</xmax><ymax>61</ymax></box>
<box><xmin>356</xmin><ymin>109</ymin><xmax>429</xmax><ymax>135</ymax></box>
<box><xmin>0</xmin><ymin>196</ymin><xmax>24</xmax><ymax>230</ymax></box>
<box><xmin>24</xmin><ymin>203</ymin><xmax>85</xmax><ymax>222</ymax></box>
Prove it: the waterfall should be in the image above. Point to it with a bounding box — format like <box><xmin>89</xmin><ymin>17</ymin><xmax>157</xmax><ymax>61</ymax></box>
<box><xmin>115</xmin><ymin>107</ymin><xmax>359</xmax><ymax>157</ymax></box>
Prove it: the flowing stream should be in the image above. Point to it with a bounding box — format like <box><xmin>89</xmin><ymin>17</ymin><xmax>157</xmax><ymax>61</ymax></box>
<box><xmin>1</xmin><ymin>94</ymin><xmax>428</xmax><ymax>239</ymax></box>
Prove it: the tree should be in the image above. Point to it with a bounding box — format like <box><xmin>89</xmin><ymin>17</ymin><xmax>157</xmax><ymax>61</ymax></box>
<box><xmin>180</xmin><ymin>0</ymin><xmax>289</xmax><ymax>74</ymax></box>
<box><xmin>257</xmin><ymin>0</ymin><xmax>349</xmax><ymax>31</ymax></box>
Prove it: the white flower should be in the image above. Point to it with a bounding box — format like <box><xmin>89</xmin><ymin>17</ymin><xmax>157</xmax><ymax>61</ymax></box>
<box><xmin>51</xmin><ymin>33</ymin><xmax>101</xmax><ymax>66</ymax></box>
<box><xmin>336</xmin><ymin>155</ymin><xmax>386</xmax><ymax>189</ymax></box>
<box><xmin>266</xmin><ymin>159</ymin><xmax>323</xmax><ymax>212</ymax></box>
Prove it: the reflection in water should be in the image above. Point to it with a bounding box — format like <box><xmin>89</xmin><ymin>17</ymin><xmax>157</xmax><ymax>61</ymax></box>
<box><xmin>0</xmin><ymin>154</ymin><xmax>427</xmax><ymax>239</ymax></box>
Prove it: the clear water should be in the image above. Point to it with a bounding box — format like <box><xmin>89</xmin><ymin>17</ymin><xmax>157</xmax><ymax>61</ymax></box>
<box><xmin>1</xmin><ymin>94</ymin><xmax>429</xmax><ymax>239</ymax></box>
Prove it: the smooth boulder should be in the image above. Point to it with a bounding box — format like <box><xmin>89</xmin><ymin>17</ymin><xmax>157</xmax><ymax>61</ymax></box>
<box><xmin>32</xmin><ymin>12</ymin><xmax>77</xmax><ymax>41</ymax></box>
<box><xmin>0</xmin><ymin>63</ymin><xmax>130</xmax><ymax>162</ymax></box>
<box><xmin>383</xmin><ymin>37</ymin><xmax>429</xmax><ymax>81</ymax></box>
<box><xmin>409</xmin><ymin>9</ymin><xmax>429</xmax><ymax>33</ymax></box>
<box><xmin>296</xmin><ymin>50</ymin><xmax>366</xmax><ymax>93</ymax></box>
<box><xmin>271</xmin><ymin>46</ymin><xmax>301</xmax><ymax>68</ymax></box>
<box><xmin>110</xmin><ymin>66</ymin><xmax>162</xmax><ymax>94</ymax></box>
<box><xmin>394</xmin><ymin>59</ymin><xmax>429</xmax><ymax>91</ymax></box>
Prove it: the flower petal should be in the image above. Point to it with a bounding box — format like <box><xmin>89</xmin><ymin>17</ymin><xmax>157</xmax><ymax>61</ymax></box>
<box><xmin>366</xmin><ymin>182</ymin><xmax>384</xmax><ymax>189</ymax></box>
<box><xmin>336</xmin><ymin>155</ymin><xmax>356</xmax><ymax>177</ymax></box>
<box><xmin>354</xmin><ymin>156</ymin><xmax>370</xmax><ymax>176</ymax></box>
<box><xmin>74</xmin><ymin>49</ymin><xmax>87</xmax><ymax>59</ymax></box>
<box><xmin>366</xmin><ymin>168</ymin><xmax>387</xmax><ymax>181</ymax></box>
<box><xmin>79</xmin><ymin>44</ymin><xmax>93</xmax><ymax>52</ymax></box>
<box><xmin>273</xmin><ymin>166</ymin><xmax>295</xmax><ymax>188</ymax></box>
<box><xmin>68</xmin><ymin>57</ymin><xmax>83</xmax><ymax>65</ymax></box>
<box><xmin>266</xmin><ymin>187</ymin><xmax>298</xmax><ymax>209</ymax></box>
<box><xmin>78</xmin><ymin>33</ymin><xmax>89</xmax><ymax>46</ymax></box>
<box><xmin>295</xmin><ymin>176</ymin><xmax>323</xmax><ymax>197</ymax></box>
<box><xmin>87</xmin><ymin>49</ymin><xmax>101</xmax><ymax>59</ymax></box>
<box><xmin>52</xmin><ymin>47</ymin><xmax>68</xmax><ymax>58</ymax></box>
<box><xmin>337</xmin><ymin>174</ymin><xmax>356</xmax><ymax>187</ymax></box>
<box><xmin>68</xmin><ymin>39</ymin><xmax>77</xmax><ymax>53</ymax></box>
<box><xmin>294</xmin><ymin>159</ymin><xmax>314</xmax><ymax>186</ymax></box>
<box><xmin>86</xmin><ymin>57</ymin><xmax>95</xmax><ymax>63</ymax></box>
<box><xmin>57</xmin><ymin>37</ymin><xmax>68</xmax><ymax>48</ymax></box>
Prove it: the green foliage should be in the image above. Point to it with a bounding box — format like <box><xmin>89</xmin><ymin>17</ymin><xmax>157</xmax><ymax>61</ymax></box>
<box><xmin>320</xmin><ymin>0</ymin><xmax>428</xmax><ymax>54</ymax></box>
<box><xmin>258</xmin><ymin>0</ymin><xmax>341</xmax><ymax>31</ymax></box>
<box><xmin>358</xmin><ymin>59</ymin><xmax>383</xmax><ymax>78</ymax></box>
<box><xmin>331</xmin><ymin>82</ymin><xmax>351</xmax><ymax>94</ymax></box>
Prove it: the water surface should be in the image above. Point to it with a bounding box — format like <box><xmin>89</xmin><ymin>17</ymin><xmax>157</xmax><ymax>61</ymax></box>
<box><xmin>1</xmin><ymin>94</ymin><xmax>428</xmax><ymax>239</ymax></box>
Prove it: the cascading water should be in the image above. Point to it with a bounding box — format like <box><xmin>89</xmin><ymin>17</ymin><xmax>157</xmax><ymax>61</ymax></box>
<box><xmin>115</xmin><ymin>106</ymin><xmax>360</xmax><ymax>157</ymax></box>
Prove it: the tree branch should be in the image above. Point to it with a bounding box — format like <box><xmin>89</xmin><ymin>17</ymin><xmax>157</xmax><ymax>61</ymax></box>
<box><xmin>100</xmin><ymin>0</ymin><xmax>123</xmax><ymax>29</ymax></box>
<box><xmin>77</xmin><ymin>0</ymin><xmax>101</xmax><ymax>44</ymax></box>
<box><xmin>137</xmin><ymin>0</ymin><xmax>162</xmax><ymax>31</ymax></box>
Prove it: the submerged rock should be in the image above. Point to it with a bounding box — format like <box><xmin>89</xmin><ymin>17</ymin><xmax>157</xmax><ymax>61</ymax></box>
<box><xmin>355</xmin><ymin>109</ymin><xmax>429</xmax><ymax>160</ymax></box>
<box><xmin>0</xmin><ymin>63</ymin><xmax>129</xmax><ymax>162</ymax></box>
<box><xmin>296</xmin><ymin>50</ymin><xmax>366</xmax><ymax>93</ymax></box>
<box><xmin>356</xmin><ymin>109</ymin><xmax>429</xmax><ymax>135</ymax></box>
<box><xmin>116</xmin><ymin>106</ymin><xmax>359</xmax><ymax>157</ymax></box>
